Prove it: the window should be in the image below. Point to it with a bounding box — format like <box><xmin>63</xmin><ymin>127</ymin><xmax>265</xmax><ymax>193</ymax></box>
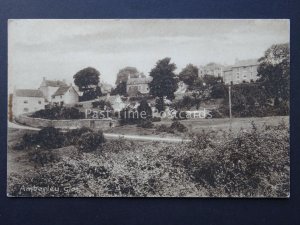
<box><xmin>24</xmin><ymin>100</ymin><xmax>28</xmax><ymax>104</ymax></box>
<box><xmin>23</xmin><ymin>108</ymin><xmax>29</xmax><ymax>112</ymax></box>
<box><xmin>38</xmin><ymin>101</ymin><xmax>42</xmax><ymax>104</ymax></box>
<box><xmin>60</xmin><ymin>96</ymin><xmax>62</xmax><ymax>99</ymax></box>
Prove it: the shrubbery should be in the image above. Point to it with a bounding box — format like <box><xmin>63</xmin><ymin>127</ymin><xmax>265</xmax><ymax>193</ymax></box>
<box><xmin>137</xmin><ymin>119</ymin><xmax>154</xmax><ymax>129</ymax></box>
<box><xmin>31</xmin><ymin>106</ymin><xmax>85</xmax><ymax>120</ymax></box>
<box><xmin>156</xmin><ymin>121</ymin><xmax>188</xmax><ymax>133</ymax></box>
<box><xmin>16</xmin><ymin>126</ymin><xmax>105</xmax><ymax>153</ymax></box>
<box><xmin>77</xmin><ymin>130</ymin><xmax>106</xmax><ymax>152</ymax></box>
<box><xmin>170</xmin><ymin>121</ymin><xmax>188</xmax><ymax>132</ymax></box>
<box><xmin>179</xmin><ymin>122</ymin><xmax>289</xmax><ymax>197</ymax></box>
<box><xmin>9</xmin><ymin>121</ymin><xmax>289</xmax><ymax>197</ymax></box>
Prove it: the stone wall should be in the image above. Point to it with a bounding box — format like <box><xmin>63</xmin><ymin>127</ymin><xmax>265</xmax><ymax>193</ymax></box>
<box><xmin>16</xmin><ymin>114</ymin><xmax>118</xmax><ymax>130</ymax></box>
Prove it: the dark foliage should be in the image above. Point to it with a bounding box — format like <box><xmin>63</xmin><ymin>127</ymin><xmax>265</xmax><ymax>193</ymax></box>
<box><xmin>149</xmin><ymin>58</ymin><xmax>178</xmax><ymax>110</ymax></box>
<box><xmin>73</xmin><ymin>67</ymin><xmax>102</xmax><ymax>101</ymax></box>
<box><xmin>30</xmin><ymin>106</ymin><xmax>85</xmax><ymax>120</ymax></box>
<box><xmin>137</xmin><ymin>119</ymin><xmax>154</xmax><ymax>129</ymax></box>
<box><xmin>77</xmin><ymin>130</ymin><xmax>106</xmax><ymax>152</ymax></box>
<box><xmin>111</xmin><ymin>81</ymin><xmax>127</xmax><ymax>96</ymax></box>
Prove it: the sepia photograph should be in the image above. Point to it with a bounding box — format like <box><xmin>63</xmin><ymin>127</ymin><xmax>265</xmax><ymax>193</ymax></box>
<box><xmin>7</xmin><ymin>19</ymin><xmax>290</xmax><ymax>197</ymax></box>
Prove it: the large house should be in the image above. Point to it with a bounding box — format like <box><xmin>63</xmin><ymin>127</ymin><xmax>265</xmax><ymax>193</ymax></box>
<box><xmin>223</xmin><ymin>59</ymin><xmax>259</xmax><ymax>85</ymax></box>
<box><xmin>199</xmin><ymin>63</ymin><xmax>225</xmax><ymax>78</ymax></box>
<box><xmin>126</xmin><ymin>76</ymin><xmax>153</xmax><ymax>96</ymax></box>
<box><xmin>12</xmin><ymin>89</ymin><xmax>46</xmax><ymax>116</ymax></box>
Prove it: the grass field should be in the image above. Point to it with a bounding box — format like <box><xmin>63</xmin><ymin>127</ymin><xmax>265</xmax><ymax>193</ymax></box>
<box><xmin>106</xmin><ymin>116</ymin><xmax>289</xmax><ymax>137</ymax></box>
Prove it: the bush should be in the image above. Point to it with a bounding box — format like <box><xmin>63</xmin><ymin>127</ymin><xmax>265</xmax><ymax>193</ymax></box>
<box><xmin>179</xmin><ymin>123</ymin><xmax>289</xmax><ymax>197</ymax></box>
<box><xmin>170</xmin><ymin>121</ymin><xmax>188</xmax><ymax>133</ymax></box>
<box><xmin>156</xmin><ymin>124</ymin><xmax>173</xmax><ymax>133</ymax></box>
<box><xmin>16</xmin><ymin>127</ymin><xmax>64</xmax><ymax>150</ymax></box>
<box><xmin>28</xmin><ymin>149</ymin><xmax>60</xmax><ymax>167</ymax></box>
<box><xmin>92</xmin><ymin>100</ymin><xmax>112</xmax><ymax>110</ymax></box>
<box><xmin>16</xmin><ymin>133</ymin><xmax>39</xmax><ymax>150</ymax></box>
<box><xmin>30</xmin><ymin>106</ymin><xmax>85</xmax><ymax>120</ymax></box>
<box><xmin>77</xmin><ymin>130</ymin><xmax>106</xmax><ymax>152</ymax></box>
<box><xmin>63</xmin><ymin>127</ymin><xmax>93</xmax><ymax>146</ymax></box>
<box><xmin>151</xmin><ymin>117</ymin><xmax>161</xmax><ymax>122</ymax></box>
<box><xmin>137</xmin><ymin>119</ymin><xmax>154</xmax><ymax>129</ymax></box>
<box><xmin>37</xmin><ymin>127</ymin><xmax>65</xmax><ymax>149</ymax></box>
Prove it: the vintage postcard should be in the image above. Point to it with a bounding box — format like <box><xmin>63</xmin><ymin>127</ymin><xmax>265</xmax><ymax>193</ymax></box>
<box><xmin>7</xmin><ymin>19</ymin><xmax>290</xmax><ymax>197</ymax></box>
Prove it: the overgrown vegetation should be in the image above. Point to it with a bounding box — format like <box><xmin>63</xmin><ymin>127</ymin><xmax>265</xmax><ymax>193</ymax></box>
<box><xmin>30</xmin><ymin>106</ymin><xmax>85</xmax><ymax>120</ymax></box>
<box><xmin>8</xmin><ymin>121</ymin><xmax>289</xmax><ymax>197</ymax></box>
<box><xmin>156</xmin><ymin>121</ymin><xmax>188</xmax><ymax>133</ymax></box>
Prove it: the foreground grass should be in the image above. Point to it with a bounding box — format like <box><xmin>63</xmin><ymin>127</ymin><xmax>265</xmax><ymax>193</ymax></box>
<box><xmin>7</xmin><ymin>119</ymin><xmax>289</xmax><ymax>197</ymax></box>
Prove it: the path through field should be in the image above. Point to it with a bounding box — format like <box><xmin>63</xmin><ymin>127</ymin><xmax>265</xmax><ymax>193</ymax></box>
<box><xmin>8</xmin><ymin>121</ymin><xmax>190</xmax><ymax>143</ymax></box>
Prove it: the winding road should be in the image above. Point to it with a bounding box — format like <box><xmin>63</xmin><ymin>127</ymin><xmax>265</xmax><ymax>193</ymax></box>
<box><xmin>8</xmin><ymin>121</ymin><xmax>190</xmax><ymax>143</ymax></box>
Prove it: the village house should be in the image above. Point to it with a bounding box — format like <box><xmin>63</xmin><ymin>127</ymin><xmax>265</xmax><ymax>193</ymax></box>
<box><xmin>39</xmin><ymin>77</ymin><xmax>68</xmax><ymax>102</ymax></box>
<box><xmin>12</xmin><ymin>89</ymin><xmax>46</xmax><ymax>117</ymax></box>
<box><xmin>51</xmin><ymin>85</ymin><xmax>79</xmax><ymax>105</ymax></box>
<box><xmin>199</xmin><ymin>63</ymin><xmax>225</xmax><ymax>78</ymax></box>
<box><xmin>126</xmin><ymin>76</ymin><xmax>153</xmax><ymax>96</ymax></box>
<box><xmin>223</xmin><ymin>59</ymin><xmax>259</xmax><ymax>85</ymax></box>
<box><xmin>38</xmin><ymin>77</ymin><xmax>79</xmax><ymax>105</ymax></box>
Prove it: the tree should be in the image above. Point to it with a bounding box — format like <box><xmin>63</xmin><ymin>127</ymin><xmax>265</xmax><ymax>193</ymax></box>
<box><xmin>115</xmin><ymin>67</ymin><xmax>144</xmax><ymax>85</ymax></box>
<box><xmin>137</xmin><ymin>99</ymin><xmax>152</xmax><ymax>119</ymax></box>
<box><xmin>111</xmin><ymin>81</ymin><xmax>127</xmax><ymax>96</ymax></box>
<box><xmin>257</xmin><ymin>43</ymin><xmax>290</xmax><ymax>105</ymax></box>
<box><xmin>179</xmin><ymin>64</ymin><xmax>199</xmax><ymax>86</ymax></box>
<box><xmin>149</xmin><ymin>58</ymin><xmax>178</xmax><ymax>112</ymax></box>
<box><xmin>73</xmin><ymin>67</ymin><xmax>102</xmax><ymax>101</ymax></box>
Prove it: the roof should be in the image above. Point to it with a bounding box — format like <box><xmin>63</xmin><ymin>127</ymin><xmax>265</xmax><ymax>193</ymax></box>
<box><xmin>52</xmin><ymin>86</ymin><xmax>71</xmax><ymax>97</ymax></box>
<box><xmin>15</xmin><ymin>89</ymin><xmax>44</xmax><ymax>98</ymax></box>
<box><xmin>232</xmin><ymin>59</ymin><xmax>259</xmax><ymax>68</ymax></box>
<box><xmin>43</xmin><ymin>79</ymin><xmax>68</xmax><ymax>87</ymax></box>
<box><xmin>127</xmin><ymin>77</ymin><xmax>153</xmax><ymax>85</ymax></box>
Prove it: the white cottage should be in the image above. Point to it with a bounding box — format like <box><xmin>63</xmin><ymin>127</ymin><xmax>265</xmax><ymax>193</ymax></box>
<box><xmin>51</xmin><ymin>86</ymin><xmax>79</xmax><ymax>105</ymax></box>
<box><xmin>39</xmin><ymin>77</ymin><xmax>68</xmax><ymax>102</ymax></box>
<box><xmin>12</xmin><ymin>89</ymin><xmax>46</xmax><ymax>117</ymax></box>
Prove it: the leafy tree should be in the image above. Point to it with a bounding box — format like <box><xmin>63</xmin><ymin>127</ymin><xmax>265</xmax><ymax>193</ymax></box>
<box><xmin>111</xmin><ymin>81</ymin><xmax>127</xmax><ymax>96</ymax></box>
<box><xmin>202</xmin><ymin>74</ymin><xmax>223</xmax><ymax>87</ymax></box>
<box><xmin>257</xmin><ymin>43</ymin><xmax>290</xmax><ymax>105</ymax></box>
<box><xmin>179</xmin><ymin>64</ymin><xmax>199</xmax><ymax>86</ymax></box>
<box><xmin>92</xmin><ymin>100</ymin><xmax>113</xmax><ymax>110</ymax></box>
<box><xmin>149</xmin><ymin>58</ymin><xmax>178</xmax><ymax>112</ymax></box>
<box><xmin>73</xmin><ymin>67</ymin><xmax>102</xmax><ymax>101</ymax></box>
<box><xmin>115</xmin><ymin>67</ymin><xmax>144</xmax><ymax>85</ymax></box>
<box><xmin>137</xmin><ymin>99</ymin><xmax>152</xmax><ymax>119</ymax></box>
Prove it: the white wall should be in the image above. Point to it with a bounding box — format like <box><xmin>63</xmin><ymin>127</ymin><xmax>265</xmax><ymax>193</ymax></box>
<box><xmin>13</xmin><ymin>96</ymin><xmax>46</xmax><ymax>117</ymax></box>
<box><xmin>40</xmin><ymin>86</ymin><xmax>59</xmax><ymax>102</ymax></box>
<box><xmin>52</xmin><ymin>87</ymin><xmax>79</xmax><ymax>105</ymax></box>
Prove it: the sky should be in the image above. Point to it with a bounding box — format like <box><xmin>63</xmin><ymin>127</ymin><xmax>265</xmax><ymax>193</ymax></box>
<box><xmin>8</xmin><ymin>19</ymin><xmax>289</xmax><ymax>92</ymax></box>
